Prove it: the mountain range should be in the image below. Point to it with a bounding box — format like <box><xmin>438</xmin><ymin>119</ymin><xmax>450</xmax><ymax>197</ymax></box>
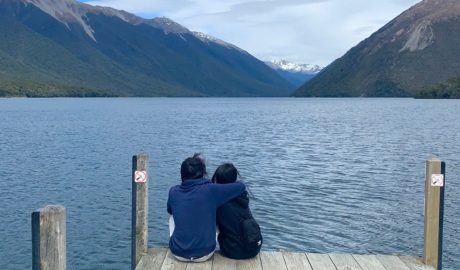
<box><xmin>265</xmin><ymin>60</ymin><xmax>322</xmax><ymax>87</ymax></box>
<box><xmin>293</xmin><ymin>0</ymin><xmax>460</xmax><ymax>97</ymax></box>
<box><xmin>0</xmin><ymin>0</ymin><xmax>294</xmax><ymax>97</ymax></box>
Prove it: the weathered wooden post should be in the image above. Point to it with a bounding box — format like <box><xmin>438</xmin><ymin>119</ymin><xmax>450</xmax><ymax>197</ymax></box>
<box><xmin>32</xmin><ymin>205</ymin><xmax>66</xmax><ymax>270</ymax></box>
<box><xmin>424</xmin><ymin>159</ymin><xmax>445</xmax><ymax>270</ymax></box>
<box><xmin>132</xmin><ymin>153</ymin><xmax>149</xmax><ymax>270</ymax></box>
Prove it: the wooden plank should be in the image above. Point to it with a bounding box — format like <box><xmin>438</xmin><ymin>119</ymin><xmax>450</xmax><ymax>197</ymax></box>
<box><xmin>212</xmin><ymin>251</ymin><xmax>263</xmax><ymax>270</ymax></box>
<box><xmin>399</xmin><ymin>256</ymin><xmax>435</xmax><ymax>270</ymax></box>
<box><xmin>142</xmin><ymin>250</ymin><xmax>435</xmax><ymax>270</ymax></box>
<box><xmin>329</xmin><ymin>253</ymin><xmax>362</xmax><ymax>270</ymax></box>
<box><xmin>32</xmin><ymin>205</ymin><xmax>66</xmax><ymax>270</ymax></box>
<box><xmin>136</xmin><ymin>255</ymin><xmax>155</xmax><ymax>270</ymax></box>
<box><xmin>283</xmin><ymin>252</ymin><xmax>312</xmax><ymax>270</ymax></box>
<box><xmin>353</xmin><ymin>255</ymin><xmax>386</xmax><ymax>270</ymax></box>
<box><xmin>424</xmin><ymin>159</ymin><xmax>445</xmax><ymax>270</ymax></box>
<box><xmin>186</xmin><ymin>259</ymin><xmax>212</xmax><ymax>270</ymax></box>
<box><xmin>160</xmin><ymin>250</ymin><xmax>188</xmax><ymax>270</ymax></box>
<box><xmin>306</xmin><ymin>253</ymin><xmax>337</xmax><ymax>270</ymax></box>
<box><xmin>148</xmin><ymin>248</ymin><xmax>168</xmax><ymax>269</ymax></box>
<box><xmin>236</xmin><ymin>254</ymin><xmax>262</xmax><ymax>270</ymax></box>
<box><xmin>135</xmin><ymin>248</ymin><xmax>168</xmax><ymax>270</ymax></box>
<box><xmin>132</xmin><ymin>153</ymin><xmax>149</xmax><ymax>270</ymax></box>
<box><xmin>148</xmin><ymin>247</ymin><xmax>169</xmax><ymax>263</ymax></box>
<box><xmin>260</xmin><ymin>251</ymin><xmax>288</xmax><ymax>270</ymax></box>
<box><xmin>212</xmin><ymin>252</ymin><xmax>236</xmax><ymax>270</ymax></box>
<box><xmin>376</xmin><ymin>255</ymin><xmax>411</xmax><ymax>270</ymax></box>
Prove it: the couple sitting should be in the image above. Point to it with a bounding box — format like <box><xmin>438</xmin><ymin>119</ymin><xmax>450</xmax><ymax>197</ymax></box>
<box><xmin>167</xmin><ymin>154</ymin><xmax>262</xmax><ymax>262</ymax></box>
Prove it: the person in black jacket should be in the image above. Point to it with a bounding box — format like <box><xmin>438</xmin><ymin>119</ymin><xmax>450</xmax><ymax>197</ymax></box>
<box><xmin>212</xmin><ymin>163</ymin><xmax>262</xmax><ymax>259</ymax></box>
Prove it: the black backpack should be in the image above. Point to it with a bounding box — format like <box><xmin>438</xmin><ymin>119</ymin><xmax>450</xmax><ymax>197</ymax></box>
<box><xmin>241</xmin><ymin>217</ymin><xmax>263</xmax><ymax>252</ymax></box>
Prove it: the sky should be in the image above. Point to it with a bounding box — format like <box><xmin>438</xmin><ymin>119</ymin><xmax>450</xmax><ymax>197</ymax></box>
<box><xmin>81</xmin><ymin>0</ymin><xmax>421</xmax><ymax>66</ymax></box>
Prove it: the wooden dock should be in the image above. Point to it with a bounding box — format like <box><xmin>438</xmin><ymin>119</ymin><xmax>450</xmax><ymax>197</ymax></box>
<box><xmin>136</xmin><ymin>248</ymin><xmax>435</xmax><ymax>270</ymax></box>
<box><xmin>30</xmin><ymin>154</ymin><xmax>446</xmax><ymax>270</ymax></box>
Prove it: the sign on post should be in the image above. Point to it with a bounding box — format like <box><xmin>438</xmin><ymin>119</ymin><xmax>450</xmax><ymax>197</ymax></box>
<box><xmin>424</xmin><ymin>159</ymin><xmax>445</xmax><ymax>270</ymax></box>
<box><xmin>431</xmin><ymin>174</ymin><xmax>444</xmax><ymax>187</ymax></box>
<box><xmin>132</xmin><ymin>154</ymin><xmax>149</xmax><ymax>270</ymax></box>
<box><xmin>134</xmin><ymin>170</ymin><xmax>147</xmax><ymax>184</ymax></box>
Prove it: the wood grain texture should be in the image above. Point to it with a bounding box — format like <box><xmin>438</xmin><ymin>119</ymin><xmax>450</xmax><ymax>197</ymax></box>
<box><xmin>283</xmin><ymin>252</ymin><xmax>312</xmax><ymax>270</ymax></box>
<box><xmin>260</xmin><ymin>251</ymin><xmax>288</xmax><ymax>270</ymax></box>
<box><xmin>135</xmin><ymin>248</ymin><xmax>168</xmax><ymax>270</ymax></box>
<box><xmin>212</xmin><ymin>252</ymin><xmax>236</xmax><ymax>270</ymax></box>
<box><xmin>236</xmin><ymin>254</ymin><xmax>262</xmax><ymax>270</ymax></box>
<box><xmin>136</xmin><ymin>255</ymin><xmax>155</xmax><ymax>270</ymax></box>
<box><xmin>186</xmin><ymin>259</ymin><xmax>213</xmax><ymax>270</ymax></box>
<box><xmin>399</xmin><ymin>256</ymin><xmax>436</xmax><ymax>270</ymax></box>
<box><xmin>307</xmin><ymin>253</ymin><xmax>337</xmax><ymax>270</ymax></box>
<box><xmin>148</xmin><ymin>247</ymin><xmax>169</xmax><ymax>260</ymax></box>
<box><xmin>160</xmin><ymin>250</ymin><xmax>188</xmax><ymax>270</ymax></box>
<box><xmin>32</xmin><ymin>205</ymin><xmax>66</xmax><ymax>270</ymax></box>
<box><xmin>133</xmin><ymin>249</ymin><xmax>431</xmax><ymax>270</ymax></box>
<box><xmin>329</xmin><ymin>253</ymin><xmax>362</xmax><ymax>270</ymax></box>
<box><xmin>353</xmin><ymin>255</ymin><xmax>386</xmax><ymax>270</ymax></box>
<box><xmin>376</xmin><ymin>255</ymin><xmax>411</xmax><ymax>270</ymax></box>
<box><xmin>132</xmin><ymin>154</ymin><xmax>149</xmax><ymax>270</ymax></box>
<box><xmin>424</xmin><ymin>159</ymin><xmax>445</xmax><ymax>270</ymax></box>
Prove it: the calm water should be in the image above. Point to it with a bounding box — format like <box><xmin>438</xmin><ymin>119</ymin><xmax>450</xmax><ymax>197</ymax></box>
<box><xmin>0</xmin><ymin>98</ymin><xmax>459</xmax><ymax>270</ymax></box>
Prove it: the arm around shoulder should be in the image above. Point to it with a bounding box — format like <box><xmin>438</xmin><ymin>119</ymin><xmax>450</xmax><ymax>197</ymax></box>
<box><xmin>212</xmin><ymin>181</ymin><xmax>246</xmax><ymax>206</ymax></box>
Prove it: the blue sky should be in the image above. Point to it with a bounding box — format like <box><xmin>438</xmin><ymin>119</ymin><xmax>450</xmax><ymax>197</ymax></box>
<box><xmin>79</xmin><ymin>0</ymin><xmax>421</xmax><ymax>66</ymax></box>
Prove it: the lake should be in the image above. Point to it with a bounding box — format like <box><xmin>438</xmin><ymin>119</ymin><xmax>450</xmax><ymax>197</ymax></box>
<box><xmin>0</xmin><ymin>98</ymin><xmax>459</xmax><ymax>270</ymax></box>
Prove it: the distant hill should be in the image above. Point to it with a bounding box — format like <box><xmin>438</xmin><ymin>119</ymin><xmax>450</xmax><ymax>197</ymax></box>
<box><xmin>0</xmin><ymin>0</ymin><xmax>294</xmax><ymax>97</ymax></box>
<box><xmin>417</xmin><ymin>76</ymin><xmax>460</xmax><ymax>98</ymax></box>
<box><xmin>293</xmin><ymin>0</ymin><xmax>460</xmax><ymax>97</ymax></box>
<box><xmin>265</xmin><ymin>60</ymin><xmax>322</xmax><ymax>87</ymax></box>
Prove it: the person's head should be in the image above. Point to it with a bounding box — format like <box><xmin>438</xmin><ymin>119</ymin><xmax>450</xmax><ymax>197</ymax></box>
<box><xmin>212</xmin><ymin>163</ymin><xmax>239</xmax><ymax>184</ymax></box>
<box><xmin>181</xmin><ymin>153</ymin><xmax>207</xmax><ymax>181</ymax></box>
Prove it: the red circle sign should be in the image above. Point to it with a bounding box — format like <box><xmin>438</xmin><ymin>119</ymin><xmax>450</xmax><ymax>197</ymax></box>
<box><xmin>134</xmin><ymin>170</ymin><xmax>147</xmax><ymax>183</ymax></box>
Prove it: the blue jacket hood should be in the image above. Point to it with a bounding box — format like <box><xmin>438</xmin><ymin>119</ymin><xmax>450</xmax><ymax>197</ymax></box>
<box><xmin>180</xmin><ymin>178</ymin><xmax>210</xmax><ymax>187</ymax></box>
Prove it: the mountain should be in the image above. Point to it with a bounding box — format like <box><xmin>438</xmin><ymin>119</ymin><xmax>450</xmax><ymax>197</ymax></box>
<box><xmin>0</xmin><ymin>0</ymin><xmax>294</xmax><ymax>97</ymax></box>
<box><xmin>417</xmin><ymin>76</ymin><xmax>460</xmax><ymax>98</ymax></box>
<box><xmin>265</xmin><ymin>60</ymin><xmax>322</xmax><ymax>87</ymax></box>
<box><xmin>293</xmin><ymin>0</ymin><xmax>460</xmax><ymax>97</ymax></box>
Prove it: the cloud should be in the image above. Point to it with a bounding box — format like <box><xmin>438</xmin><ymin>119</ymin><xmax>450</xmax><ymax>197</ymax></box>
<box><xmin>83</xmin><ymin>0</ymin><xmax>421</xmax><ymax>66</ymax></box>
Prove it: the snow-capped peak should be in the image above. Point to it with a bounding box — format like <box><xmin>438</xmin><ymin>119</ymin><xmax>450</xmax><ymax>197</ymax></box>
<box><xmin>147</xmin><ymin>17</ymin><xmax>190</xmax><ymax>34</ymax></box>
<box><xmin>21</xmin><ymin>0</ymin><xmax>249</xmax><ymax>52</ymax></box>
<box><xmin>266</xmin><ymin>60</ymin><xmax>322</xmax><ymax>74</ymax></box>
<box><xmin>192</xmin><ymin>31</ymin><xmax>247</xmax><ymax>53</ymax></box>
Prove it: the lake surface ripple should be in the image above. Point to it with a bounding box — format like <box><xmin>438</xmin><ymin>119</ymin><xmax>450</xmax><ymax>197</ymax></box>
<box><xmin>0</xmin><ymin>98</ymin><xmax>459</xmax><ymax>269</ymax></box>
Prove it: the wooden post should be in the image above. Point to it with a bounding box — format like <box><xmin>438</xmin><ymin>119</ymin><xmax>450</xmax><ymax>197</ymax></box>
<box><xmin>132</xmin><ymin>153</ymin><xmax>149</xmax><ymax>270</ymax></box>
<box><xmin>424</xmin><ymin>159</ymin><xmax>445</xmax><ymax>270</ymax></box>
<box><xmin>32</xmin><ymin>205</ymin><xmax>66</xmax><ymax>270</ymax></box>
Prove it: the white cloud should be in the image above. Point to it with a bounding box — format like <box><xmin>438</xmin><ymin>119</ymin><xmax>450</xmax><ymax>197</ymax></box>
<box><xmin>83</xmin><ymin>0</ymin><xmax>421</xmax><ymax>66</ymax></box>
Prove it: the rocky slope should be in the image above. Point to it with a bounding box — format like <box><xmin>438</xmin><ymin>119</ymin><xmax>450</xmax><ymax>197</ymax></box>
<box><xmin>293</xmin><ymin>0</ymin><xmax>460</xmax><ymax>97</ymax></box>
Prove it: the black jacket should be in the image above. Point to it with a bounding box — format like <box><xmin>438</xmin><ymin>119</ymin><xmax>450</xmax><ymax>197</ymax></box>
<box><xmin>216</xmin><ymin>191</ymin><xmax>262</xmax><ymax>259</ymax></box>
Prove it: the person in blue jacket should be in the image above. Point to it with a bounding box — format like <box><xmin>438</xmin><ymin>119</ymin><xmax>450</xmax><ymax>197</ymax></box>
<box><xmin>167</xmin><ymin>154</ymin><xmax>245</xmax><ymax>262</ymax></box>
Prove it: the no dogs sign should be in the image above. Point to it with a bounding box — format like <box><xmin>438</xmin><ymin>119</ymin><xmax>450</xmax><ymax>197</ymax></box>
<box><xmin>134</xmin><ymin>170</ymin><xmax>147</xmax><ymax>184</ymax></box>
<box><xmin>431</xmin><ymin>174</ymin><xmax>444</xmax><ymax>187</ymax></box>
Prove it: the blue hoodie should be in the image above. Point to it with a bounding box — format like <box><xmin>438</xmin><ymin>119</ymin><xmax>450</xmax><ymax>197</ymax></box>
<box><xmin>167</xmin><ymin>178</ymin><xmax>245</xmax><ymax>258</ymax></box>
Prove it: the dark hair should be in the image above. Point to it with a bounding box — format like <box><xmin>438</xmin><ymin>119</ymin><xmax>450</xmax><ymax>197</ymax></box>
<box><xmin>212</xmin><ymin>163</ymin><xmax>239</xmax><ymax>184</ymax></box>
<box><xmin>181</xmin><ymin>153</ymin><xmax>207</xmax><ymax>181</ymax></box>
